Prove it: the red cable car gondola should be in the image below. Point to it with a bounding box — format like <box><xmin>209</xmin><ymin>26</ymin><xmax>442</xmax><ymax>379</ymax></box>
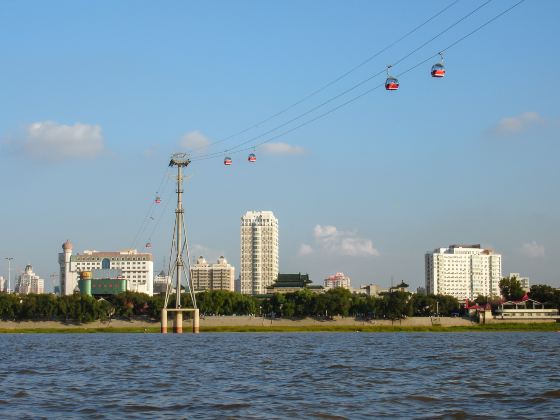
<box><xmin>431</xmin><ymin>52</ymin><xmax>446</xmax><ymax>78</ymax></box>
<box><xmin>385</xmin><ymin>65</ymin><xmax>399</xmax><ymax>91</ymax></box>
<box><xmin>224</xmin><ymin>157</ymin><xmax>232</xmax><ymax>166</ymax></box>
<box><xmin>248</xmin><ymin>153</ymin><xmax>256</xmax><ymax>162</ymax></box>
<box><xmin>155</xmin><ymin>196</ymin><xmax>161</xmax><ymax>204</ymax></box>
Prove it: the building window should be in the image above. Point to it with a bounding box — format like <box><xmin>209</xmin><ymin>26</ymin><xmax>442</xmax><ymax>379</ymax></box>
<box><xmin>102</xmin><ymin>258</ymin><xmax>110</xmax><ymax>269</ymax></box>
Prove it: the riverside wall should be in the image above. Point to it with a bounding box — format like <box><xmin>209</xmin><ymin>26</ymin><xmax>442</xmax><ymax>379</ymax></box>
<box><xmin>0</xmin><ymin>316</ymin><xmax>476</xmax><ymax>330</ymax></box>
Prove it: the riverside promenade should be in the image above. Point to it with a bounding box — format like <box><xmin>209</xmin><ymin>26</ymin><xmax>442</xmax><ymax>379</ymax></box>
<box><xmin>0</xmin><ymin>316</ymin><xmax>476</xmax><ymax>332</ymax></box>
<box><xmin>2</xmin><ymin>315</ymin><xmax>558</xmax><ymax>332</ymax></box>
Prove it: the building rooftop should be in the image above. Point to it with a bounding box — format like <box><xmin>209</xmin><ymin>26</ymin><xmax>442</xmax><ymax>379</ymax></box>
<box><xmin>71</xmin><ymin>250</ymin><xmax>153</xmax><ymax>260</ymax></box>
<box><xmin>449</xmin><ymin>244</ymin><xmax>481</xmax><ymax>249</ymax></box>
<box><xmin>270</xmin><ymin>273</ymin><xmax>311</xmax><ymax>288</ymax></box>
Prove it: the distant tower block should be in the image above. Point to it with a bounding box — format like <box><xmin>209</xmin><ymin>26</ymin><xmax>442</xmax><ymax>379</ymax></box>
<box><xmin>240</xmin><ymin>211</ymin><xmax>279</xmax><ymax>295</ymax></box>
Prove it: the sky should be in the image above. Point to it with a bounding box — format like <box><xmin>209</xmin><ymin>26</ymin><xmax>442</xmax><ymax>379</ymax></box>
<box><xmin>1</xmin><ymin>0</ymin><xmax>559</xmax><ymax>291</ymax></box>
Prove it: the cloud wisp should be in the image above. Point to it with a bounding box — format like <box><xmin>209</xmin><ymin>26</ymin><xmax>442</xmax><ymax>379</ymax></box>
<box><xmin>180</xmin><ymin>130</ymin><xmax>211</xmax><ymax>150</ymax></box>
<box><xmin>311</xmin><ymin>224</ymin><xmax>379</xmax><ymax>257</ymax></box>
<box><xmin>261</xmin><ymin>142</ymin><xmax>305</xmax><ymax>155</ymax></box>
<box><xmin>520</xmin><ymin>241</ymin><xmax>545</xmax><ymax>258</ymax></box>
<box><xmin>298</xmin><ymin>243</ymin><xmax>314</xmax><ymax>256</ymax></box>
<box><xmin>493</xmin><ymin>111</ymin><xmax>544</xmax><ymax>136</ymax></box>
<box><xmin>19</xmin><ymin>121</ymin><xmax>105</xmax><ymax>162</ymax></box>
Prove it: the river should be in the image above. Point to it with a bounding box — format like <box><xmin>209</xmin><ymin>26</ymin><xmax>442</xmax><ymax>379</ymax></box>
<box><xmin>1</xmin><ymin>332</ymin><xmax>559</xmax><ymax>419</ymax></box>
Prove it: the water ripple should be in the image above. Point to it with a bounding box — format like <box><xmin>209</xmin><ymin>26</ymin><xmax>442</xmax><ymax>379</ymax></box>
<box><xmin>0</xmin><ymin>332</ymin><xmax>559</xmax><ymax>418</ymax></box>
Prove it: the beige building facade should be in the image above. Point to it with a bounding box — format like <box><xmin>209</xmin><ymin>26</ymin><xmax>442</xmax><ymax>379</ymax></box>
<box><xmin>240</xmin><ymin>211</ymin><xmax>279</xmax><ymax>295</ymax></box>
<box><xmin>191</xmin><ymin>256</ymin><xmax>235</xmax><ymax>292</ymax></box>
<box><xmin>59</xmin><ymin>240</ymin><xmax>154</xmax><ymax>296</ymax></box>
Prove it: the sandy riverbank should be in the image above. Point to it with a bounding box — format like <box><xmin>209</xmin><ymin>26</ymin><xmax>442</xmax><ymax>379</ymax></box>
<box><xmin>0</xmin><ymin>316</ymin><xmax>552</xmax><ymax>332</ymax></box>
<box><xmin>0</xmin><ymin>316</ymin><xmax>473</xmax><ymax>331</ymax></box>
<box><xmin>2</xmin><ymin>315</ymin><xmax>557</xmax><ymax>333</ymax></box>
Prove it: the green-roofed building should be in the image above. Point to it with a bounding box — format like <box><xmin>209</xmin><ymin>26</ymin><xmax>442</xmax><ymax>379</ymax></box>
<box><xmin>266</xmin><ymin>273</ymin><xmax>324</xmax><ymax>294</ymax></box>
<box><xmin>389</xmin><ymin>281</ymin><xmax>409</xmax><ymax>293</ymax></box>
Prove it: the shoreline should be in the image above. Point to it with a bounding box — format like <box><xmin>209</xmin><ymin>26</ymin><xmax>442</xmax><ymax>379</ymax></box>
<box><xmin>0</xmin><ymin>316</ymin><xmax>558</xmax><ymax>333</ymax></box>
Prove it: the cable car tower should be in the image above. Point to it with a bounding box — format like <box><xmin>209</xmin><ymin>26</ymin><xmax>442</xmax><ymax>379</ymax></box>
<box><xmin>161</xmin><ymin>152</ymin><xmax>199</xmax><ymax>334</ymax></box>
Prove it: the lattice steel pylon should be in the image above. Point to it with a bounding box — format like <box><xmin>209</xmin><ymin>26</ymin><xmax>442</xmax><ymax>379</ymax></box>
<box><xmin>161</xmin><ymin>152</ymin><xmax>199</xmax><ymax>333</ymax></box>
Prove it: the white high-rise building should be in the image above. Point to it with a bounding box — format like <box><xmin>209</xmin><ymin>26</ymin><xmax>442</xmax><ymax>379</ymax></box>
<box><xmin>15</xmin><ymin>265</ymin><xmax>45</xmax><ymax>294</ymax></box>
<box><xmin>58</xmin><ymin>240</ymin><xmax>154</xmax><ymax>296</ymax></box>
<box><xmin>324</xmin><ymin>272</ymin><xmax>352</xmax><ymax>290</ymax></box>
<box><xmin>509</xmin><ymin>273</ymin><xmax>530</xmax><ymax>292</ymax></box>
<box><xmin>190</xmin><ymin>256</ymin><xmax>235</xmax><ymax>292</ymax></box>
<box><xmin>240</xmin><ymin>211</ymin><xmax>279</xmax><ymax>295</ymax></box>
<box><xmin>425</xmin><ymin>244</ymin><xmax>502</xmax><ymax>301</ymax></box>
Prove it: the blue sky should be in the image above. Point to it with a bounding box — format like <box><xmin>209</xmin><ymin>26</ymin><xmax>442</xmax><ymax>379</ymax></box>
<box><xmin>1</xmin><ymin>0</ymin><xmax>559</xmax><ymax>291</ymax></box>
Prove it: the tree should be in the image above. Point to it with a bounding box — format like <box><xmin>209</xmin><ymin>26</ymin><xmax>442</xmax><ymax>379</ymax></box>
<box><xmin>379</xmin><ymin>291</ymin><xmax>412</xmax><ymax>320</ymax></box>
<box><xmin>529</xmin><ymin>284</ymin><xmax>560</xmax><ymax>309</ymax></box>
<box><xmin>435</xmin><ymin>294</ymin><xmax>460</xmax><ymax>315</ymax></box>
<box><xmin>323</xmin><ymin>288</ymin><xmax>353</xmax><ymax>317</ymax></box>
<box><xmin>499</xmin><ymin>276</ymin><xmax>525</xmax><ymax>301</ymax></box>
<box><xmin>410</xmin><ymin>294</ymin><xmax>437</xmax><ymax>316</ymax></box>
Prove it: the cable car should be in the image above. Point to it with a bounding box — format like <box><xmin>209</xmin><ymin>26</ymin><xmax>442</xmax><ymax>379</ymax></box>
<box><xmin>155</xmin><ymin>196</ymin><xmax>161</xmax><ymax>204</ymax></box>
<box><xmin>248</xmin><ymin>153</ymin><xmax>256</xmax><ymax>163</ymax></box>
<box><xmin>224</xmin><ymin>157</ymin><xmax>232</xmax><ymax>166</ymax></box>
<box><xmin>431</xmin><ymin>52</ymin><xmax>445</xmax><ymax>78</ymax></box>
<box><xmin>145</xmin><ymin>242</ymin><xmax>152</xmax><ymax>248</ymax></box>
<box><xmin>385</xmin><ymin>65</ymin><xmax>399</xmax><ymax>91</ymax></box>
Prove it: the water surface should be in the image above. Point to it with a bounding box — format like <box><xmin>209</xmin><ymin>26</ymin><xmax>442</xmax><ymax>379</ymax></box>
<box><xmin>1</xmin><ymin>332</ymin><xmax>559</xmax><ymax>419</ymax></box>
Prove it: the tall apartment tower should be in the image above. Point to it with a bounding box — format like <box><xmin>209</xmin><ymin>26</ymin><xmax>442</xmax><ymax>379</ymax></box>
<box><xmin>15</xmin><ymin>265</ymin><xmax>45</xmax><ymax>294</ymax></box>
<box><xmin>240</xmin><ymin>211</ymin><xmax>279</xmax><ymax>295</ymax></box>
<box><xmin>190</xmin><ymin>256</ymin><xmax>235</xmax><ymax>292</ymax></box>
<box><xmin>425</xmin><ymin>244</ymin><xmax>502</xmax><ymax>301</ymax></box>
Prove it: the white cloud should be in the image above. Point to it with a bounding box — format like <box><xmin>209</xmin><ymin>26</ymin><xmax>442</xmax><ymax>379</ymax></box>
<box><xmin>142</xmin><ymin>145</ymin><xmax>158</xmax><ymax>158</ymax></box>
<box><xmin>313</xmin><ymin>224</ymin><xmax>379</xmax><ymax>257</ymax></box>
<box><xmin>494</xmin><ymin>112</ymin><xmax>543</xmax><ymax>136</ymax></box>
<box><xmin>260</xmin><ymin>142</ymin><xmax>305</xmax><ymax>155</ymax></box>
<box><xmin>21</xmin><ymin>121</ymin><xmax>104</xmax><ymax>161</ymax></box>
<box><xmin>298</xmin><ymin>243</ymin><xmax>314</xmax><ymax>256</ymax></box>
<box><xmin>521</xmin><ymin>241</ymin><xmax>545</xmax><ymax>258</ymax></box>
<box><xmin>180</xmin><ymin>130</ymin><xmax>211</xmax><ymax>150</ymax></box>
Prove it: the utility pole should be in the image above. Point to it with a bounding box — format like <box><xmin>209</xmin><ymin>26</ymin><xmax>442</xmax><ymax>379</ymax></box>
<box><xmin>5</xmin><ymin>257</ymin><xmax>13</xmax><ymax>294</ymax></box>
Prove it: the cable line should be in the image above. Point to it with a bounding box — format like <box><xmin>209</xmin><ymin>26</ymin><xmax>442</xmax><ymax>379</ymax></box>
<box><xmin>131</xmin><ymin>169</ymin><xmax>172</xmax><ymax>249</ymax></box>
<box><xmin>191</xmin><ymin>0</ymin><xmax>526</xmax><ymax>162</ymax></box>
<box><xmin>184</xmin><ymin>0</ymin><xmax>460</xmax><ymax>155</ymax></box>
<box><xmin>191</xmin><ymin>0</ymin><xmax>495</xmax><ymax>161</ymax></box>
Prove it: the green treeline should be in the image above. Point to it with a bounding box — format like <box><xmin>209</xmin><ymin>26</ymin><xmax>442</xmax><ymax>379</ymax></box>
<box><xmin>1</xmin><ymin>284</ymin><xmax>558</xmax><ymax>323</ymax></box>
<box><xmin>0</xmin><ymin>288</ymin><xmax>460</xmax><ymax>323</ymax></box>
<box><xmin>260</xmin><ymin>288</ymin><xmax>460</xmax><ymax>319</ymax></box>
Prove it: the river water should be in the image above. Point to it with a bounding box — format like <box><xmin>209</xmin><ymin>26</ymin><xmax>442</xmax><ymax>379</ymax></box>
<box><xmin>0</xmin><ymin>332</ymin><xmax>559</xmax><ymax>419</ymax></box>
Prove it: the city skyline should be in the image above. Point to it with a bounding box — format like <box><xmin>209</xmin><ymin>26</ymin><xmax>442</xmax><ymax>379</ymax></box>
<box><xmin>1</xmin><ymin>1</ymin><xmax>559</xmax><ymax>290</ymax></box>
